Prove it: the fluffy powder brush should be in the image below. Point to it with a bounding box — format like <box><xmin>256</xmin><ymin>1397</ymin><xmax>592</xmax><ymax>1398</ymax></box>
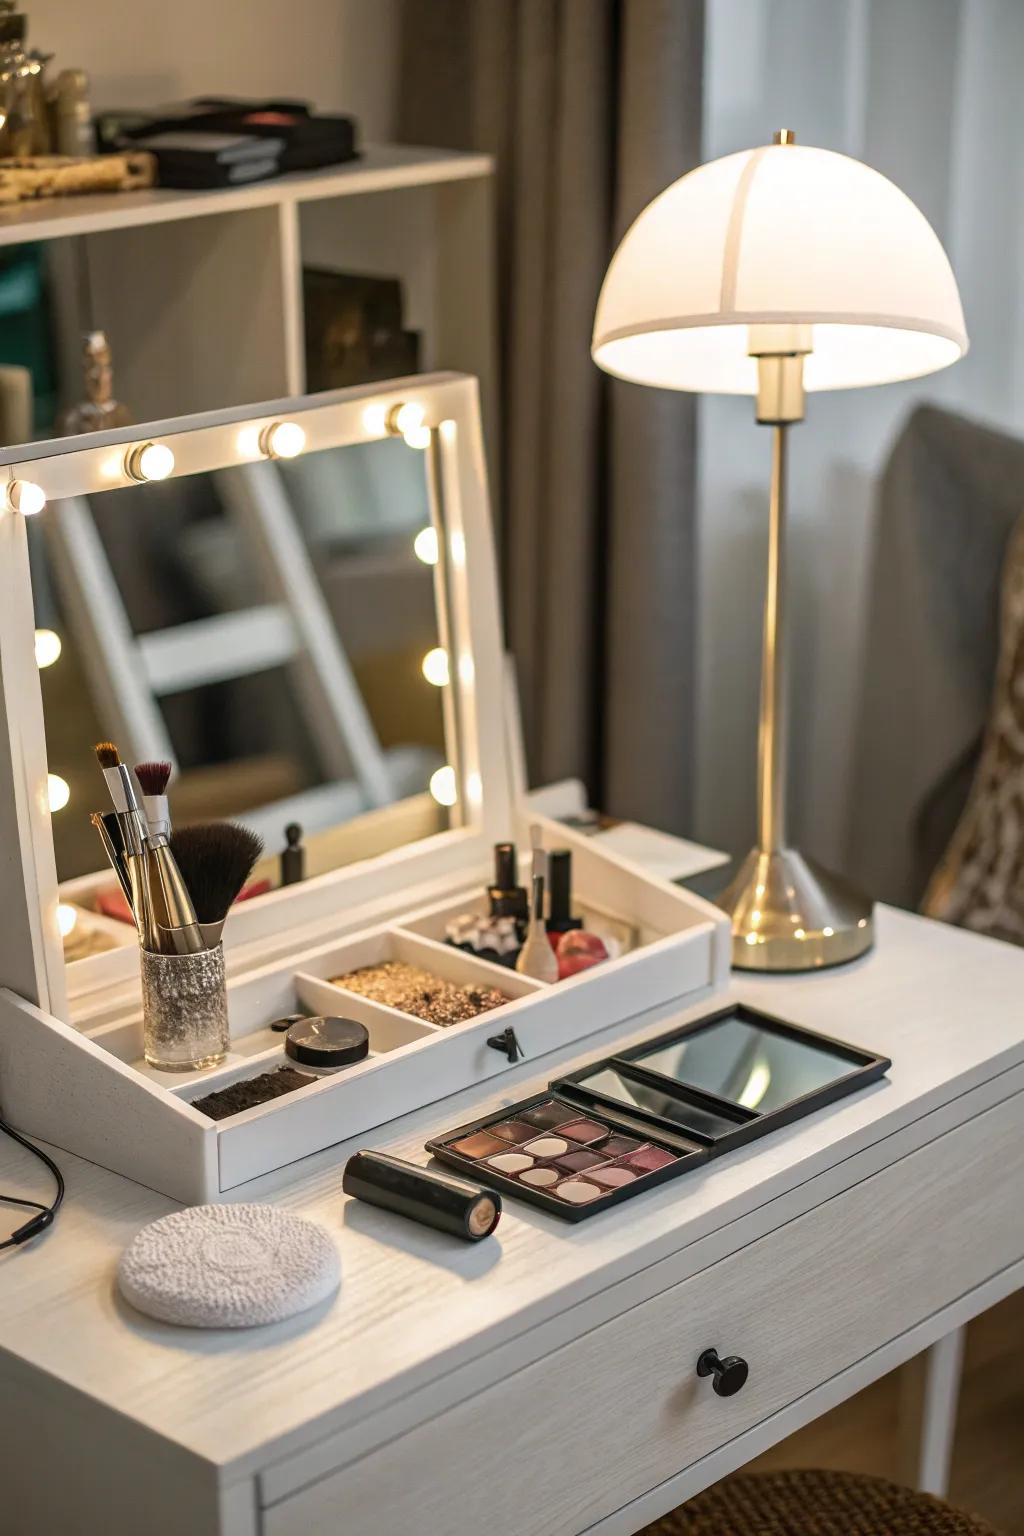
<box><xmin>169</xmin><ymin>822</ymin><xmax>264</xmax><ymax>948</ymax></box>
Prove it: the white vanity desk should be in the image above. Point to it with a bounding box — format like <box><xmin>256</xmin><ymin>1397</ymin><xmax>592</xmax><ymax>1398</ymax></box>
<box><xmin>1</xmin><ymin>901</ymin><xmax>1021</xmax><ymax>1536</ymax></box>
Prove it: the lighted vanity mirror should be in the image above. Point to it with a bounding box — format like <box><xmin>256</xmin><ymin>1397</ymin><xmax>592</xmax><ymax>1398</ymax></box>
<box><xmin>37</xmin><ymin>435</ymin><xmax>450</xmax><ymax>888</ymax></box>
<box><xmin>0</xmin><ymin>374</ymin><xmax>507</xmax><ymax>990</ymax></box>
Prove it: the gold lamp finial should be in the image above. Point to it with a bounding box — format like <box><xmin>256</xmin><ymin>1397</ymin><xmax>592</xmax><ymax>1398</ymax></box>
<box><xmin>773</xmin><ymin>128</ymin><xmax>796</xmax><ymax>145</ymax></box>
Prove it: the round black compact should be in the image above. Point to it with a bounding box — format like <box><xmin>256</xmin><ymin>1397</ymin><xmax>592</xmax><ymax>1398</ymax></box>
<box><xmin>284</xmin><ymin>1016</ymin><xmax>369</xmax><ymax>1074</ymax></box>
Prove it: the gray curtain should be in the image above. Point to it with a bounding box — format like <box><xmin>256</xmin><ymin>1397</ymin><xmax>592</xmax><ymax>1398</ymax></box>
<box><xmin>398</xmin><ymin>0</ymin><xmax>704</xmax><ymax>832</ymax></box>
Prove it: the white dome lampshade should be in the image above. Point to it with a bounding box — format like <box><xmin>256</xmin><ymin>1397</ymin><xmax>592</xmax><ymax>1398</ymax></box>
<box><xmin>592</xmin><ymin>140</ymin><xmax>968</xmax><ymax>394</ymax></box>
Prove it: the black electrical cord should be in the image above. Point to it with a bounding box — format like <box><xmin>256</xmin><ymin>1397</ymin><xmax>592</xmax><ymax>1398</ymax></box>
<box><xmin>0</xmin><ymin>1116</ymin><xmax>64</xmax><ymax>1249</ymax></box>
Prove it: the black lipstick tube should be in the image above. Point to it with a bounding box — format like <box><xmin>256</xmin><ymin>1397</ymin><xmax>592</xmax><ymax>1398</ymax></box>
<box><xmin>343</xmin><ymin>1151</ymin><xmax>501</xmax><ymax>1241</ymax></box>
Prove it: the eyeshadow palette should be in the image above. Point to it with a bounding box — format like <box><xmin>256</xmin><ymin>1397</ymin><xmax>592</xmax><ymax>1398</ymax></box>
<box><xmin>427</xmin><ymin>1003</ymin><xmax>890</xmax><ymax>1221</ymax></box>
<box><xmin>428</xmin><ymin>1091</ymin><xmax>703</xmax><ymax>1220</ymax></box>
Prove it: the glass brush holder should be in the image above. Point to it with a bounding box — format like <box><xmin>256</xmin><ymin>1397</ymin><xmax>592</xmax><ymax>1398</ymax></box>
<box><xmin>140</xmin><ymin>944</ymin><xmax>229</xmax><ymax>1070</ymax></box>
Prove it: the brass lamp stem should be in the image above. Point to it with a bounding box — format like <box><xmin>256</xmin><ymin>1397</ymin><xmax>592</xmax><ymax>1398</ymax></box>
<box><xmin>713</xmin><ymin>342</ymin><xmax>875</xmax><ymax>971</ymax></box>
<box><xmin>758</xmin><ymin>422</ymin><xmax>788</xmax><ymax>853</ymax></box>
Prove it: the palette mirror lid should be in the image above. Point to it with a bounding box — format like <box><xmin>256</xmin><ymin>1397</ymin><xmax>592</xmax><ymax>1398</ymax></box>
<box><xmin>555</xmin><ymin>1004</ymin><xmax>891</xmax><ymax>1145</ymax></box>
<box><xmin>0</xmin><ymin>373</ymin><xmax>517</xmax><ymax>1021</ymax></box>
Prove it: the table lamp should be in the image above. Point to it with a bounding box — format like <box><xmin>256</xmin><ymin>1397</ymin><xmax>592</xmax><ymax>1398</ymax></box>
<box><xmin>592</xmin><ymin>131</ymin><xmax>968</xmax><ymax>971</ymax></box>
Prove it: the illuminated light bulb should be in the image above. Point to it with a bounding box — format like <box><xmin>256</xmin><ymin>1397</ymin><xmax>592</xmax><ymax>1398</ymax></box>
<box><xmin>744</xmin><ymin>932</ymin><xmax>758</xmax><ymax>947</ymax></box>
<box><xmin>822</xmin><ymin>925</ymin><xmax>834</xmax><ymax>937</ymax></box>
<box><xmin>363</xmin><ymin>403</ymin><xmax>388</xmax><ymax>436</ymax></box>
<box><xmin>126</xmin><ymin>441</ymin><xmax>175</xmax><ymax>482</ymax></box>
<box><xmin>429</xmin><ymin>765</ymin><xmax>458</xmax><ymax>807</ymax></box>
<box><xmin>421</xmin><ymin>647</ymin><xmax>450</xmax><ymax>687</ymax></box>
<box><xmin>794</xmin><ymin>928</ymin><xmax>806</xmax><ymax>939</ymax></box>
<box><xmin>403</xmin><ymin>424</ymin><xmax>432</xmax><ymax>451</ymax></box>
<box><xmin>34</xmin><ymin>628</ymin><xmax>62</xmax><ymax>668</ymax></box>
<box><xmin>388</xmin><ymin>401</ymin><xmax>426</xmax><ymax>437</ymax></box>
<box><xmin>47</xmin><ymin>773</ymin><xmax>70</xmax><ymax>812</ymax></box>
<box><xmin>259</xmin><ymin>420</ymin><xmax>306</xmax><ymax>459</ymax></box>
<box><xmin>6</xmin><ymin>479</ymin><xmax>46</xmax><ymax>515</ymax></box>
<box><xmin>57</xmin><ymin>902</ymin><xmax>78</xmax><ymax>938</ymax></box>
<box><xmin>235</xmin><ymin>425</ymin><xmax>261</xmax><ymax>459</ymax></box>
<box><xmin>413</xmin><ymin>526</ymin><xmax>439</xmax><ymax>565</ymax></box>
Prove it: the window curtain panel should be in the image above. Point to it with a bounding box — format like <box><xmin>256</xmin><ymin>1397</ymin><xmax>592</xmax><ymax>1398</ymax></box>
<box><xmin>397</xmin><ymin>0</ymin><xmax>704</xmax><ymax>832</ymax></box>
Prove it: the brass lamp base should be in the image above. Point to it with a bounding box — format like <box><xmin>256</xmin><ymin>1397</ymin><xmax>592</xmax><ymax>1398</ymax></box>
<box><xmin>716</xmin><ymin>847</ymin><xmax>874</xmax><ymax>972</ymax></box>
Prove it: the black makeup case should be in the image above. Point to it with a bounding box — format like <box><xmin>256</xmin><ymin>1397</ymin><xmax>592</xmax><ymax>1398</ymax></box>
<box><xmin>427</xmin><ymin>1003</ymin><xmax>890</xmax><ymax>1222</ymax></box>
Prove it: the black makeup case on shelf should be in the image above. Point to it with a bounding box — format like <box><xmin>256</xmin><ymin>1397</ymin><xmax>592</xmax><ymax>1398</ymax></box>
<box><xmin>427</xmin><ymin>1004</ymin><xmax>890</xmax><ymax>1222</ymax></box>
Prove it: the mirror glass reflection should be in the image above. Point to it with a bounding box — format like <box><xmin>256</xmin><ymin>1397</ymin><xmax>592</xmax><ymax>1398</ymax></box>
<box><xmin>31</xmin><ymin>435</ymin><xmax>455</xmax><ymax>901</ymax></box>
<box><xmin>575</xmin><ymin>1066</ymin><xmax>741</xmax><ymax>1137</ymax></box>
<box><xmin>636</xmin><ymin>1015</ymin><xmax>858</xmax><ymax>1114</ymax></box>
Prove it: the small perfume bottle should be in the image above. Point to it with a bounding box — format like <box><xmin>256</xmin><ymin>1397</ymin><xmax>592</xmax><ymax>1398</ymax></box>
<box><xmin>515</xmin><ymin>872</ymin><xmax>559</xmax><ymax>983</ymax></box>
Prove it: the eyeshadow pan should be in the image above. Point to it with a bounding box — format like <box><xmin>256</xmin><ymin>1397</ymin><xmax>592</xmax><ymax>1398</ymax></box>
<box><xmin>520</xmin><ymin>1100</ymin><xmax>578</xmax><ymax>1129</ymax></box>
<box><xmin>519</xmin><ymin>1166</ymin><xmax>560</xmax><ymax>1187</ymax></box>
<box><xmin>487</xmin><ymin>1151</ymin><xmax>534</xmax><ymax>1174</ymax></box>
<box><xmin>600</xmin><ymin>1134</ymin><xmax>641</xmax><ymax>1158</ymax></box>
<box><xmin>560</xmin><ymin>1118</ymin><xmax>609</xmax><ymax>1145</ymax></box>
<box><xmin>489</xmin><ymin>1119</ymin><xmax>538</xmax><ymax>1144</ymax></box>
<box><xmin>449</xmin><ymin>1132</ymin><xmax>508</xmax><ymax>1159</ymax></box>
<box><xmin>522</xmin><ymin>1135</ymin><xmax>570</xmax><ymax>1158</ymax></box>
<box><xmin>588</xmin><ymin>1164</ymin><xmax>638</xmax><ymax>1188</ymax></box>
<box><xmin>555</xmin><ymin>1179</ymin><xmax>604</xmax><ymax>1204</ymax></box>
<box><xmin>553</xmin><ymin>1148</ymin><xmax>606</xmax><ymax>1173</ymax></box>
<box><xmin>624</xmin><ymin>1144</ymin><xmax>677</xmax><ymax>1172</ymax></box>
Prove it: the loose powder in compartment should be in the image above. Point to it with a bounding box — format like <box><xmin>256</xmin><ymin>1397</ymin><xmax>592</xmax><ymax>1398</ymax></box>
<box><xmin>330</xmin><ymin>960</ymin><xmax>507</xmax><ymax>1026</ymax></box>
<box><xmin>192</xmin><ymin>1066</ymin><xmax>315</xmax><ymax>1121</ymax></box>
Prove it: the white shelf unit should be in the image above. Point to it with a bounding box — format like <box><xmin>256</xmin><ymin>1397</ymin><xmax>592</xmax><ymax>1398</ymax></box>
<box><xmin>4</xmin><ymin>144</ymin><xmax>496</xmax><ymax>440</ymax></box>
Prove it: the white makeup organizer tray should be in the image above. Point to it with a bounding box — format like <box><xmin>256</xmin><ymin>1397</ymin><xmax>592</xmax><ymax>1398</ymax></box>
<box><xmin>0</xmin><ymin>373</ymin><xmax>729</xmax><ymax>1203</ymax></box>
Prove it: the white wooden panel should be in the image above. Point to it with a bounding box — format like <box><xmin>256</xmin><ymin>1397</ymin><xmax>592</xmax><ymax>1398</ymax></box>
<box><xmin>264</xmin><ymin>1091</ymin><xmax>1024</xmax><ymax>1535</ymax></box>
<box><xmin>140</xmin><ymin>605</ymin><xmax>298</xmax><ymax>693</ymax></box>
<box><xmin>0</xmin><ymin>988</ymin><xmax>217</xmax><ymax>1204</ymax></box>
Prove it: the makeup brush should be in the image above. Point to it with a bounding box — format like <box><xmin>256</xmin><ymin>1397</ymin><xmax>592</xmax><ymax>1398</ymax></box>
<box><xmin>516</xmin><ymin>826</ymin><xmax>559</xmax><ymax>983</ymax></box>
<box><xmin>134</xmin><ymin>760</ymin><xmax>172</xmax><ymax>838</ymax></box>
<box><xmin>95</xmin><ymin>741</ymin><xmax>203</xmax><ymax>956</ymax></box>
<box><xmin>90</xmin><ymin>810</ymin><xmax>135</xmax><ymax>921</ymax></box>
<box><xmin>169</xmin><ymin>822</ymin><xmax>264</xmax><ymax>948</ymax></box>
<box><xmin>95</xmin><ymin>741</ymin><xmax>153</xmax><ymax>945</ymax></box>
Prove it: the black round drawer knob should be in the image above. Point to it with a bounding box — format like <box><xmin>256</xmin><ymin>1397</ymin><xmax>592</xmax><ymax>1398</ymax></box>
<box><xmin>696</xmin><ymin>1347</ymin><xmax>749</xmax><ymax>1397</ymax></box>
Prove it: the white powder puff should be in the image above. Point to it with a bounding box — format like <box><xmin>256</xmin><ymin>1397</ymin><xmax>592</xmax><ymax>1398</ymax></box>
<box><xmin>118</xmin><ymin>1203</ymin><xmax>341</xmax><ymax>1328</ymax></box>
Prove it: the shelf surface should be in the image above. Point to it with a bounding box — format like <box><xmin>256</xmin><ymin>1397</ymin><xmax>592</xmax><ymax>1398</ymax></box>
<box><xmin>0</xmin><ymin>143</ymin><xmax>494</xmax><ymax>247</ymax></box>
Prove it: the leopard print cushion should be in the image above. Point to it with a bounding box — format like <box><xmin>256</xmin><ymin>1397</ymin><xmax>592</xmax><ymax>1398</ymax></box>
<box><xmin>923</xmin><ymin>514</ymin><xmax>1024</xmax><ymax>942</ymax></box>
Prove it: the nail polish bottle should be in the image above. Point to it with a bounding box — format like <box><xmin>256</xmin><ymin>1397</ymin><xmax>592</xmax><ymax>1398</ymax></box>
<box><xmin>488</xmin><ymin>842</ymin><xmax>528</xmax><ymax>933</ymax></box>
<box><xmin>546</xmin><ymin>848</ymin><xmax>583</xmax><ymax>950</ymax></box>
<box><xmin>515</xmin><ymin>873</ymin><xmax>559</xmax><ymax>983</ymax></box>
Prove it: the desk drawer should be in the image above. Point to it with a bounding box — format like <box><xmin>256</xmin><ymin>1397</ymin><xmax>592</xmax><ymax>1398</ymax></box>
<box><xmin>266</xmin><ymin>1093</ymin><xmax>1023</xmax><ymax>1536</ymax></box>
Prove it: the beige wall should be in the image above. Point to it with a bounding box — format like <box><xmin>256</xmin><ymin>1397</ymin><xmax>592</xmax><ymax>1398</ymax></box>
<box><xmin>27</xmin><ymin>0</ymin><xmax>399</xmax><ymax>137</ymax></box>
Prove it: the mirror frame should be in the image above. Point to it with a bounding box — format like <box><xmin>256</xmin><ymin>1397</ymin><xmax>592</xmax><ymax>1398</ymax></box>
<box><xmin>0</xmin><ymin>372</ymin><xmax>512</xmax><ymax>1023</ymax></box>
